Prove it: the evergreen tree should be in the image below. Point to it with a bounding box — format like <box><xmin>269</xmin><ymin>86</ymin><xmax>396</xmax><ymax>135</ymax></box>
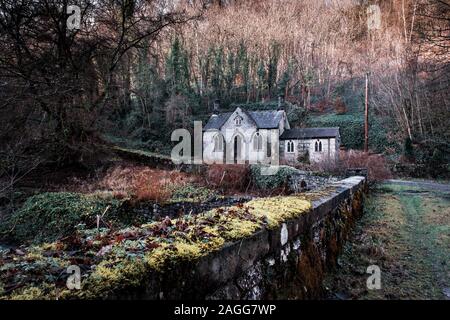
<box><xmin>267</xmin><ymin>42</ymin><xmax>281</xmax><ymax>98</ymax></box>
<box><xmin>257</xmin><ymin>60</ymin><xmax>266</xmax><ymax>101</ymax></box>
<box><xmin>125</xmin><ymin>42</ymin><xmax>168</xmax><ymax>144</ymax></box>
<box><xmin>278</xmin><ymin>60</ymin><xmax>293</xmax><ymax>97</ymax></box>
<box><xmin>224</xmin><ymin>50</ymin><xmax>235</xmax><ymax>99</ymax></box>
<box><xmin>404</xmin><ymin>137</ymin><xmax>414</xmax><ymax>161</ymax></box>
<box><xmin>237</xmin><ymin>41</ymin><xmax>250</xmax><ymax>100</ymax></box>
<box><xmin>211</xmin><ymin>46</ymin><xmax>224</xmax><ymax>99</ymax></box>
<box><xmin>181</xmin><ymin>49</ymin><xmax>191</xmax><ymax>94</ymax></box>
<box><xmin>166</xmin><ymin>37</ymin><xmax>190</xmax><ymax>96</ymax></box>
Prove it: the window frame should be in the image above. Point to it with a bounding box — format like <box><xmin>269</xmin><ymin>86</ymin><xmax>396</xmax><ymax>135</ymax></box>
<box><xmin>287</xmin><ymin>140</ymin><xmax>295</xmax><ymax>153</ymax></box>
<box><xmin>315</xmin><ymin>140</ymin><xmax>323</xmax><ymax>152</ymax></box>
<box><xmin>213</xmin><ymin>134</ymin><xmax>224</xmax><ymax>152</ymax></box>
<box><xmin>253</xmin><ymin>132</ymin><xmax>263</xmax><ymax>151</ymax></box>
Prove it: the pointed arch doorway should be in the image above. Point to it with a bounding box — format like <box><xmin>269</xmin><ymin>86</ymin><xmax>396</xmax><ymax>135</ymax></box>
<box><xmin>233</xmin><ymin>135</ymin><xmax>243</xmax><ymax>164</ymax></box>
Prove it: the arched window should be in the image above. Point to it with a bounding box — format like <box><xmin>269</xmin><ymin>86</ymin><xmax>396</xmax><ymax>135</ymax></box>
<box><xmin>213</xmin><ymin>134</ymin><xmax>224</xmax><ymax>152</ymax></box>
<box><xmin>253</xmin><ymin>132</ymin><xmax>263</xmax><ymax>151</ymax></box>
<box><xmin>315</xmin><ymin>140</ymin><xmax>322</xmax><ymax>152</ymax></box>
<box><xmin>234</xmin><ymin>116</ymin><xmax>242</xmax><ymax>126</ymax></box>
<box><xmin>287</xmin><ymin>140</ymin><xmax>295</xmax><ymax>153</ymax></box>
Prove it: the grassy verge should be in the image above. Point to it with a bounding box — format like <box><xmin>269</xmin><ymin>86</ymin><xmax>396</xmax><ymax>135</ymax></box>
<box><xmin>324</xmin><ymin>182</ymin><xmax>449</xmax><ymax>299</ymax></box>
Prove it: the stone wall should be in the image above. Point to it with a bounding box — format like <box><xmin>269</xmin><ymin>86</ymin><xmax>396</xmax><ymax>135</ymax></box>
<box><xmin>288</xmin><ymin>171</ymin><xmax>339</xmax><ymax>192</ymax></box>
<box><xmin>107</xmin><ymin>176</ymin><xmax>367</xmax><ymax>300</ymax></box>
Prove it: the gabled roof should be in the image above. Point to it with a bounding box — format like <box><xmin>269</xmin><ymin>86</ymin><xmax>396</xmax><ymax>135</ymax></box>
<box><xmin>280</xmin><ymin>127</ymin><xmax>340</xmax><ymax>140</ymax></box>
<box><xmin>247</xmin><ymin>110</ymin><xmax>285</xmax><ymax>129</ymax></box>
<box><xmin>203</xmin><ymin>112</ymin><xmax>233</xmax><ymax>131</ymax></box>
<box><xmin>204</xmin><ymin>109</ymin><xmax>285</xmax><ymax>131</ymax></box>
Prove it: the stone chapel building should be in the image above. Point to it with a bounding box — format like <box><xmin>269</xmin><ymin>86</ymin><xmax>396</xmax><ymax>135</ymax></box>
<box><xmin>202</xmin><ymin>105</ymin><xmax>341</xmax><ymax>165</ymax></box>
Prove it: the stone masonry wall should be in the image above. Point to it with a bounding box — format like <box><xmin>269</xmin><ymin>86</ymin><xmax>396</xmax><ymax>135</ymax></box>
<box><xmin>107</xmin><ymin>176</ymin><xmax>367</xmax><ymax>300</ymax></box>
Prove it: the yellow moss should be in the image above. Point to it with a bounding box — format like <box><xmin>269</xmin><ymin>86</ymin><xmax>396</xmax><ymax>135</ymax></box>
<box><xmin>145</xmin><ymin>244</ymin><xmax>171</xmax><ymax>271</ymax></box>
<box><xmin>145</xmin><ymin>238</ymin><xmax>219</xmax><ymax>272</ymax></box>
<box><xmin>143</xmin><ymin>226</ymin><xmax>229</xmax><ymax>272</ymax></box>
<box><xmin>220</xmin><ymin>218</ymin><xmax>261</xmax><ymax>240</ymax></box>
<box><xmin>199</xmin><ymin>236</ymin><xmax>225</xmax><ymax>252</ymax></box>
<box><xmin>199</xmin><ymin>227</ymin><xmax>226</xmax><ymax>251</ymax></box>
<box><xmin>40</xmin><ymin>243</ymin><xmax>60</xmax><ymax>251</ymax></box>
<box><xmin>93</xmin><ymin>263</ymin><xmax>121</xmax><ymax>282</ymax></box>
<box><xmin>248</xmin><ymin>196</ymin><xmax>312</xmax><ymax>229</ymax></box>
<box><xmin>89</xmin><ymin>259</ymin><xmax>146</xmax><ymax>289</ymax></box>
<box><xmin>9</xmin><ymin>287</ymin><xmax>47</xmax><ymax>300</ymax></box>
<box><xmin>24</xmin><ymin>252</ymin><xmax>43</xmax><ymax>261</ymax></box>
<box><xmin>174</xmin><ymin>241</ymin><xmax>202</xmax><ymax>259</ymax></box>
<box><xmin>64</xmin><ymin>258</ymin><xmax>148</xmax><ymax>299</ymax></box>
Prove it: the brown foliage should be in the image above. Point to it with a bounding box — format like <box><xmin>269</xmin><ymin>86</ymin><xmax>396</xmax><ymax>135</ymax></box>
<box><xmin>312</xmin><ymin>150</ymin><xmax>392</xmax><ymax>182</ymax></box>
<box><xmin>334</xmin><ymin>97</ymin><xmax>347</xmax><ymax>115</ymax></box>
<box><xmin>206</xmin><ymin>164</ymin><xmax>250</xmax><ymax>193</ymax></box>
<box><xmin>133</xmin><ymin>175</ymin><xmax>172</xmax><ymax>203</ymax></box>
<box><xmin>296</xmin><ymin>242</ymin><xmax>325</xmax><ymax>299</ymax></box>
<box><xmin>73</xmin><ymin>164</ymin><xmax>195</xmax><ymax>203</ymax></box>
<box><xmin>311</xmin><ymin>99</ymin><xmax>329</xmax><ymax>113</ymax></box>
<box><xmin>341</xmin><ymin>151</ymin><xmax>392</xmax><ymax>182</ymax></box>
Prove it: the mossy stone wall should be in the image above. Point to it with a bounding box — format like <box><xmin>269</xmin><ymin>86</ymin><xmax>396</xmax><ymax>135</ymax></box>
<box><xmin>103</xmin><ymin>176</ymin><xmax>366</xmax><ymax>300</ymax></box>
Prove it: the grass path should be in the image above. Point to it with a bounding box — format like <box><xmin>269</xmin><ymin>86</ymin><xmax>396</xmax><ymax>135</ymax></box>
<box><xmin>324</xmin><ymin>181</ymin><xmax>449</xmax><ymax>300</ymax></box>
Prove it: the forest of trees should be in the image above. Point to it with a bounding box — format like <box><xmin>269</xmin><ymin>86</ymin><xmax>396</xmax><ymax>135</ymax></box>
<box><xmin>0</xmin><ymin>0</ymin><xmax>449</xmax><ymax>178</ymax></box>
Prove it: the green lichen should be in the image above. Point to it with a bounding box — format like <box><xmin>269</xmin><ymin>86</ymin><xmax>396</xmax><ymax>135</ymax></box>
<box><xmin>170</xmin><ymin>184</ymin><xmax>218</xmax><ymax>203</ymax></box>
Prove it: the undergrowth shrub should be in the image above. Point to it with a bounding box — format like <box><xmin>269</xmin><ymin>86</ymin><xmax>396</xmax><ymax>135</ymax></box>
<box><xmin>341</xmin><ymin>151</ymin><xmax>392</xmax><ymax>182</ymax></box>
<box><xmin>206</xmin><ymin>164</ymin><xmax>250</xmax><ymax>192</ymax></box>
<box><xmin>312</xmin><ymin>150</ymin><xmax>392</xmax><ymax>182</ymax></box>
<box><xmin>250</xmin><ymin>165</ymin><xmax>300</xmax><ymax>191</ymax></box>
<box><xmin>96</xmin><ymin>165</ymin><xmax>194</xmax><ymax>202</ymax></box>
<box><xmin>0</xmin><ymin>192</ymin><xmax>124</xmax><ymax>244</ymax></box>
<box><xmin>134</xmin><ymin>175</ymin><xmax>173</xmax><ymax>203</ymax></box>
<box><xmin>171</xmin><ymin>184</ymin><xmax>217</xmax><ymax>202</ymax></box>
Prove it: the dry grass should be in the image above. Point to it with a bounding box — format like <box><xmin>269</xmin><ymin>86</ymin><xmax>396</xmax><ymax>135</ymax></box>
<box><xmin>69</xmin><ymin>164</ymin><xmax>197</xmax><ymax>203</ymax></box>
<box><xmin>312</xmin><ymin>150</ymin><xmax>392</xmax><ymax>182</ymax></box>
<box><xmin>206</xmin><ymin>164</ymin><xmax>251</xmax><ymax>193</ymax></box>
<box><xmin>103</xmin><ymin>165</ymin><xmax>196</xmax><ymax>202</ymax></box>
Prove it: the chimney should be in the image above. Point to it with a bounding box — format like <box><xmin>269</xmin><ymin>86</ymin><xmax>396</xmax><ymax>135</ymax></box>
<box><xmin>213</xmin><ymin>99</ymin><xmax>220</xmax><ymax>113</ymax></box>
<box><xmin>278</xmin><ymin>95</ymin><xmax>285</xmax><ymax>110</ymax></box>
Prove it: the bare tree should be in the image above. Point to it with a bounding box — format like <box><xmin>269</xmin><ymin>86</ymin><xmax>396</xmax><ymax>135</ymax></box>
<box><xmin>0</xmin><ymin>0</ymin><xmax>201</xmax><ymax>163</ymax></box>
